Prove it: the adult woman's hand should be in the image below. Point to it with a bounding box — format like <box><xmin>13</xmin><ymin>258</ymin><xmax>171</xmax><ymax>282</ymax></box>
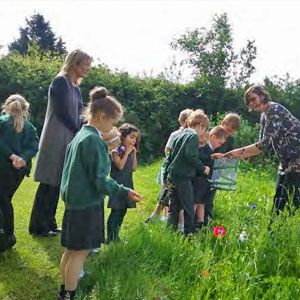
<box><xmin>224</xmin><ymin>148</ymin><xmax>244</xmax><ymax>159</ymax></box>
<box><xmin>211</xmin><ymin>153</ymin><xmax>225</xmax><ymax>159</ymax></box>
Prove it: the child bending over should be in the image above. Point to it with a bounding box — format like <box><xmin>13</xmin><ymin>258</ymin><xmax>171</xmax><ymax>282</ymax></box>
<box><xmin>193</xmin><ymin>126</ymin><xmax>228</xmax><ymax>228</ymax></box>
<box><xmin>207</xmin><ymin>113</ymin><xmax>241</xmax><ymax>223</ymax></box>
<box><xmin>0</xmin><ymin>94</ymin><xmax>38</xmax><ymax>251</ymax></box>
<box><xmin>146</xmin><ymin>108</ymin><xmax>193</xmax><ymax>225</ymax></box>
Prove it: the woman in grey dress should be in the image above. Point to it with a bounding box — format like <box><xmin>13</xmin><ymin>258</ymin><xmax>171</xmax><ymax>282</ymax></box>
<box><xmin>222</xmin><ymin>85</ymin><xmax>300</xmax><ymax>215</ymax></box>
<box><xmin>29</xmin><ymin>49</ymin><xmax>92</xmax><ymax>237</ymax></box>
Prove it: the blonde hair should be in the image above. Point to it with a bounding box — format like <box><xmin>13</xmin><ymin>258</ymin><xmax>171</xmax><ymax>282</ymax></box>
<box><xmin>60</xmin><ymin>49</ymin><xmax>92</xmax><ymax>82</ymax></box>
<box><xmin>1</xmin><ymin>94</ymin><xmax>29</xmax><ymax>133</ymax></box>
<box><xmin>84</xmin><ymin>87</ymin><xmax>123</xmax><ymax>121</ymax></box>
<box><xmin>187</xmin><ymin>109</ymin><xmax>210</xmax><ymax>130</ymax></box>
<box><xmin>209</xmin><ymin>125</ymin><xmax>228</xmax><ymax>140</ymax></box>
<box><xmin>222</xmin><ymin>113</ymin><xmax>241</xmax><ymax>130</ymax></box>
<box><xmin>178</xmin><ymin>109</ymin><xmax>193</xmax><ymax>127</ymax></box>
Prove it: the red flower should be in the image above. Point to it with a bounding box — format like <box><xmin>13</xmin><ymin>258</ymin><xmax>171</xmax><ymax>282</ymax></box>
<box><xmin>213</xmin><ymin>226</ymin><xmax>226</xmax><ymax>237</ymax></box>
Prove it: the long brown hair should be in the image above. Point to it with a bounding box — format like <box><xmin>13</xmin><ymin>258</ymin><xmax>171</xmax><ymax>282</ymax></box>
<box><xmin>1</xmin><ymin>94</ymin><xmax>29</xmax><ymax>133</ymax></box>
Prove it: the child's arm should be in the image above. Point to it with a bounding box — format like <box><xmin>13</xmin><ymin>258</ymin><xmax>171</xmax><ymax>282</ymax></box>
<box><xmin>19</xmin><ymin>123</ymin><xmax>39</xmax><ymax>162</ymax></box>
<box><xmin>83</xmin><ymin>137</ymin><xmax>133</xmax><ymax>199</ymax></box>
<box><xmin>162</xmin><ymin>152</ymin><xmax>171</xmax><ymax>183</ymax></box>
<box><xmin>0</xmin><ymin>121</ymin><xmax>13</xmax><ymax>158</ymax></box>
<box><xmin>132</xmin><ymin>147</ymin><xmax>138</xmax><ymax>171</ymax></box>
<box><xmin>185</xmin><ymin>135</ymin><xmax>207</xmax><ymax>175</ymax></box>
<box><xmin>164</xmin><ymin>132</ymin><xmax>175</xmax><ymax>156</ymax></box>
<box><xmin>111</xmin><ymin>146</ymin><xmax>134</xmax><ymax>171</ymax></box>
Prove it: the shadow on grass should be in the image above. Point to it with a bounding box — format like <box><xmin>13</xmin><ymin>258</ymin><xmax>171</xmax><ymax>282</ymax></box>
<box><xmin>0</xmin><ymin>246</ymin><xmax>59</xmax><ymax>300</ymax></box>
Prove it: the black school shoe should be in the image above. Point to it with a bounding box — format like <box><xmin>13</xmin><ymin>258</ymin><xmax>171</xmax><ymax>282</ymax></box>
<box><xmin>7</xmin><ymin>234</ymin><xmax>16</xmax><ymax>248</ymax></box>
<box><xmin>195</xmin><ymin>222</ymin><xmax>204</xmax><ymax>231</ymax></box>
<box><xmin>0</xmin><ymin>233</ymin><xmax>16</xmax><ymax>252</ymax></box>
<box><xmin>30</xmin><ymin>230</ymin><xmax>58</xmax><ymax>237</ymax></box>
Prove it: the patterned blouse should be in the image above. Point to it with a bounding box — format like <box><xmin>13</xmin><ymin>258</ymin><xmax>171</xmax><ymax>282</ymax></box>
<box><xmin>256</xmin><ymin>102</ymin><xmax>300</xmax><ymax>174</ymax></box>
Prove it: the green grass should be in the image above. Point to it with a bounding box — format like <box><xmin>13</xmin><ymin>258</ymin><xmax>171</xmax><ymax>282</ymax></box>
<box><xmin>1</xmin><ymin>161</ymin><xmax>300</xmax><ymax>299</ymax></box>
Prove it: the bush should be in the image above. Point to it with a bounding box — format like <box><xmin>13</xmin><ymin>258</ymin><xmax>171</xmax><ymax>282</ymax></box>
<box><xmin>0</xmin><ymin>48</ymin><xmax>297</xmax><ymax>164</ymax></box>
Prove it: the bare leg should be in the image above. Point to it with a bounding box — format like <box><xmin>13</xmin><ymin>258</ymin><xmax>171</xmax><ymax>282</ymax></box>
<box><xmin>145</xmin><ymin>203</ymin><xmax>162</xmax><ymax>222</ymax></box>
<box><xmin>60</xmin><ymin>248</ymin><xmax>71</xmax><ymax>285</ymax></box>
<box><xmin>197</xmin><ymin>204</ymin><xmax>205</xmax><ymax>223</ymax></box>
<box><xmin>178</xmin><ymin>209</ymin><xmax>184</xmax><ymax>225</ymax></box>
<box><xmin>162</xmin><ymin>206</ymin><xmax>169</xmax><ymax>217</ymax></box>
<box><xmin>62</xmin><ymin>249</ymin><xmax>90</xmax><ymax>291</ymax></box>
<box><xmin>154</xmin><ymin>203</ymin><xmax>162</xmax><ymax>215</ymax></box>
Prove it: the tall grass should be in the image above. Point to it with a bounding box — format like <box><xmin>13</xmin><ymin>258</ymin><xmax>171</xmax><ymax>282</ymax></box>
<box><xmin>1</xmin><ymin>160</ymin><xmax>300</xmax><ymax>299</ymax></box>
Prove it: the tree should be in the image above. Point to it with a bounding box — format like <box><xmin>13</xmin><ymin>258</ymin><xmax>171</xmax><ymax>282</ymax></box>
<box><xmin>8</xmin><ymin>13</ymin><xmax>67</xmax><ymax>55</ymax></box>
<box><xmin>171</xmin><ymin>13</ymin><xmax>257</xmax><ymax>88</ymax></box>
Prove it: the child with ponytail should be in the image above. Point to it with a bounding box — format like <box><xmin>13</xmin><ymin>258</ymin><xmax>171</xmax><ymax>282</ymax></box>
<box><xmin>58</xmin><ymin>87</ymin><xmax>141</xmax><ymax>300</ymax></box>
<box><xmin>0</xmin><ymin>94</ymin><xmax>38</xmax><ymax>251</ymax></box>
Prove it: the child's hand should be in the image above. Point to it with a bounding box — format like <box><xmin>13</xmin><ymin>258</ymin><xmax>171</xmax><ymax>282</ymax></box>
<box><xmin>9</xmin><ymin>154</ymin><xmax>19</xmax><ymax>162</ymax></box>
<box><xmin>211</xmin><ymin>153</ymin><xmax>225</xmax><ymax>159</ymax></box>
<box><xmin>10</xmin><ymin>154</ymin><xmax>26</xmax><ymax>169</ymax></box>
<box><xmin>125</xmin><ymin>145</ymin><xmax>135</xmax><ymax>154</ymax></box>
<box><xmin>204</xmin><ymin>166</ymin><xmax>210</xmax><ymax>176</ymax></box>
<box><xmin>13</xmin><ymin>157</ymin><xmax>26</xmax><ymax>169</ymax></box>
<box><xmin>128</xmin><ymin>189</ymin><xmax>141</xmax><ymax>203</ymax></box>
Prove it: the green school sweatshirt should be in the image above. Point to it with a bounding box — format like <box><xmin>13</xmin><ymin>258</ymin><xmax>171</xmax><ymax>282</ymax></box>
<box><xmin>0</xmin><ymin>114</ymin><xmax>38</xmax><ymax>175</ymax></box>
<box><xmin>163</xmin><ymin>129</ymin><xmax>206</xmax><ymax>181</ymax></box>
<box><xmin>60</xmin><ymin>125</ymin><xmax>130</xmax><ymax>209</ymax></box>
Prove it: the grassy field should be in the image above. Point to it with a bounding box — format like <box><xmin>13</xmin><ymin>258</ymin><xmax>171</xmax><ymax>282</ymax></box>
<box><xmin>1</xmin><ymin>160</ymin><xmax>300</xmax><ymax>299</ymax></box>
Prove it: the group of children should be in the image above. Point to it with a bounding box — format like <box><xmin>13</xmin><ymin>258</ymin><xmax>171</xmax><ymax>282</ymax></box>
<box><xmin>0</xmin><ymin>89</ymin><xmax>142</xmax><ymax>299</ymax></box>
<box><xmin>146</xmin><ymin>109</ymin><xmax>241</xmax><ymax>235</ymax></box>
<box><xmin>0</xmin><ymin>89</ymin><xmax>240</xmax><ymax>299</ymax></box>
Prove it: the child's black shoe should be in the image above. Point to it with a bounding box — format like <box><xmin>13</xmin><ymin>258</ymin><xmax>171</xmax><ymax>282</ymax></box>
<box><xmin>195</xmin><ymin>222</ymin><xmax>204</xmax><ymax>230</ymax></box>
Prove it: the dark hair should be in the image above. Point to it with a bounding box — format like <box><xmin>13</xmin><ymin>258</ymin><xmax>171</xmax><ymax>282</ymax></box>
<box><xmin>119</xmin><ymin>123</ymin><xmax>141</xmax><ymax>150</ymax></box>
<box><xmin>84</xmin><ymin>86</ymin><xmax>123</xmax><ymax>121</ymax></box>
<box><xmin>244</xmin><ymin>85</ymin><xmax>272</xmax><ymax>106</ymax></box>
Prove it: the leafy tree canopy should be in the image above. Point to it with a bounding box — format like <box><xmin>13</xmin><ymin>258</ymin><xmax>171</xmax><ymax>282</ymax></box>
<box><xmin>8</xmin><ymin>13</ymin><xmax>67</xmax><ymax>55</ymax></box>
<box><xmin>171</xmin><ymin>13</ymin><xmax>257</xmax><ymax>89</ymax></box>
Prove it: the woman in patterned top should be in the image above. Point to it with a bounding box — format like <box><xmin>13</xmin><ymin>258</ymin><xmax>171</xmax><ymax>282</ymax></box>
<box><xmin>224</xmin><ymin>85</ymin><xmax>300</xmax><ymax>215</ymax></box>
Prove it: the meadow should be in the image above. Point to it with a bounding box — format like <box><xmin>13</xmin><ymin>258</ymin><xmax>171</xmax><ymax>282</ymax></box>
<box><xmin>1</xmin><ymin>160</ymin><xmax>300</xmax><ymax>300</ymax></box>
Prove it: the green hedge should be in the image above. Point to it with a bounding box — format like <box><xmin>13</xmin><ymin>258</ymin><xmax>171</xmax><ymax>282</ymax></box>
<box><xmin>0</xmin><ymin>50</ymin><xmax>297</xmax><ymax>162</ymax></box>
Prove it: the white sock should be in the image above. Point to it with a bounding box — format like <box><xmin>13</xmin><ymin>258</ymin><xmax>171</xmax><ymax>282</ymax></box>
<box><xmin>149</xmin><ymin>212</ymin><xmax>158</xmax><ymax>219</ymax></box>
<box><xmin>178</xmin><ymin>223</ymin><xmax>184</xmax><ymax>233</ymax></box>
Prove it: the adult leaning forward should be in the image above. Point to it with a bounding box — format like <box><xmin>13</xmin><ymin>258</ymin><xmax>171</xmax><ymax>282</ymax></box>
<box><xmin>29</xmin><ymin>49</ymin><xmax>92</xmax><ymax>237</ymax></box>
<box><xmin>222</xmin><ymin>85</ymin><xmax>300</xmax><ymax>215</ymax></box>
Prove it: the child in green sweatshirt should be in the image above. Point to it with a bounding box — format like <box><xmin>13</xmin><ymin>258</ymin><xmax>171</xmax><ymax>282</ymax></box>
<box><xmin>58</xmin><ymin>87</ymin><xmax>141</xmax><ymax>300</ymax></box>
<box><xmin>0</xmin><ymin>94</ymin><xmax>38</xmax><ymax>252</ymax></box>
<box><xmin>163</xmin><ymin>109</ymin><xmax>210</xmax><ymax>235</ymax></box>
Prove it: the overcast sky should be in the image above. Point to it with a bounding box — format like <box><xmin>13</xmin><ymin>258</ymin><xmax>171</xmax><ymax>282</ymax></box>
<box><xmin>1</xmin><ymin>0</ymin><xmax>300</xmax><ymax>83</ymax></box>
